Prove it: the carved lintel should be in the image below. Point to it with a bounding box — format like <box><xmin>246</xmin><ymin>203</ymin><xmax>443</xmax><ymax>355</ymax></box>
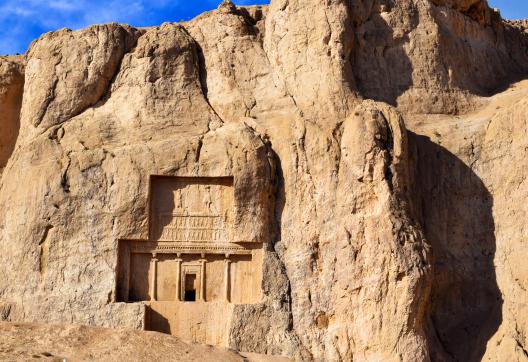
<box><xmin>123</xmin><ymin>240</ymin><xmax>252</xmax><ymax>256</ymax></box>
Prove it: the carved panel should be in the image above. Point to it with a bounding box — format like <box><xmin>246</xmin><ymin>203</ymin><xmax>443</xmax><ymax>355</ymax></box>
<box><xmin>116</xmin><ymin>174</ymin><xmax>264</xmax><ymax>344</ymax></box>
<box><xmin>156</xmin><ymin>214</ymin><xmax>227</xmax><ymax>242</ymax></box>
<box><xmin>150</xmin><ymin>177</ymin><xmax>233</xmax><ymax>243</ymax></box>
<box><xmin>125</xmin><ymin>240</ymin><xmax>252</xmax><ymax>255</ymax></box>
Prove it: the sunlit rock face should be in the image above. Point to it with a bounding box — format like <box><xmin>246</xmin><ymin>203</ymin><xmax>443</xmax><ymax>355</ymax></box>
<box><xmin>0</xmin><ymin>56</ymin><xmax>24</xmax><ymax>175</ymax></box>
<box><xmin>0</xmin><ymin>0</ymin><xmax>527</xmax><ymax>361</ymax></box>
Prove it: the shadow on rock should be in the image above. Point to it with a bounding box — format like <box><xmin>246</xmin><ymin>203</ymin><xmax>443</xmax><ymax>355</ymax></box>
<box><xmin>351</xmin><ymin>11</ymin><xmax>414</xmax><ymax>106</ymax></box>
<box><xmin>408</xmin><ymin>132</ymin><xmax>502</xmax><ymax>362</ymax></box>
<box><xmin>146</xmin><ymin>306</ymin><xmax>171</xmax><ymax>334</ymax></box>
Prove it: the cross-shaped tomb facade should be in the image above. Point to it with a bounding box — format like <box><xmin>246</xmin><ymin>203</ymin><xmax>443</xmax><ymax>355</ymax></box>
<box><xmin>116</xmin><ymin>176</ymin><xmax>265</xmax><ymax>344</ymax></box>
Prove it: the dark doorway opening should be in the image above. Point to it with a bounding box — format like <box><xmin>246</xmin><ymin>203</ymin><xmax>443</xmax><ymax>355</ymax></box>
<box><xmin>184</xmin><ymin>274</ymin><xmax>197</xmax><ymax>302</ymax></box>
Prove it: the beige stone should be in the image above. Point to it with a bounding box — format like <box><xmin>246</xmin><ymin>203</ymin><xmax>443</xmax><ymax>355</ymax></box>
<box><xmin>0</xmin><ymin>56</ymin><xmax>24</xmax><ymax>174</ymax></box>
<box><xmin>352</xmin><ymin>0</ymin><xmax>528</xmax><ymax>114</ymax></box>
<box><xmin>116</xmin><ymin>172</ymin><xmax>267</xmax><ymax>344</ymax></box>
<box><xmin>19</xmin><ymin>25</ymin><xmax>140</xmax><ymax>134</ymax></box>
<box><xmin>0</xmin><ymin>322</ymin><xmax>290</xmax><ymax>361</ymax></box>
<box><xmin>431</xmin><ymin>0</ymin><xmax>493</xmax><ymax>25</ymax></box>
<box><xmin>0</xmin><ymin>0</ymin><xmax>527</xmax><ymax>361</ymax></box>
<box><xmin>406</xmin><ymin>80</ymin><xmax>528</xmax><ymax>362</ymax></box>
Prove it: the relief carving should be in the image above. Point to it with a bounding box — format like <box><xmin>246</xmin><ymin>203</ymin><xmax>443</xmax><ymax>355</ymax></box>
<box><xmin>150</xmin><ymin>177</ymin><xmax>233</xmax><ymax>242</ymax></box>
<box><xmin>116</xmin><ymin>175</ymin><xmax>264</xmax><ymax>343</ymax></box>
<box><xmin>156</xmin><ymin>214</ymin><xmax>227</xmax><ymax>242</ymax></box>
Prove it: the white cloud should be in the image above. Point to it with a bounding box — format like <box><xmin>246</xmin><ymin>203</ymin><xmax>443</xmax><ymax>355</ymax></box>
<box><xmin>47</xmin><ymin>0</ymin><xmax>81</xmax><ymax>11</ymax></box>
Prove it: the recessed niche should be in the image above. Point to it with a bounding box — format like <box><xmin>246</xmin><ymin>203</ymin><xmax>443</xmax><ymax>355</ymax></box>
<box><xmin>149</xmin><ymin>176</ymin><xmax>234</xmax><ymax>242</ymax></box>
<box><xmin>116</xmin><ymin>175</ymin><xmax>263</xmax><ymax>341</ymax></box>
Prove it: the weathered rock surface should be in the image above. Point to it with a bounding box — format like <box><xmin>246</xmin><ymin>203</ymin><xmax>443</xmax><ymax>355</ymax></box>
<box><xmin>352</xmin><ymin>0</ymin><xmax>528</xmax><ymax>114</ymax></box>
<box><xmin>431</xmin><ymin>0</ymin><xmax>492</xmax><ymax>25</ymax></box>
<box><xmin>0</xmin><ymin>56</ymin><xmax>24</xmax><ymax>174</ymax></box>
<box><xmin>407</xmin><ymin>80</ymin><xmax>528</xmax><ymax>362</ymax></box>
<box><xmin>0</xmin><ymin>0</ymin><xmax>527</xmax><ymax>361</ymax></box>
<box><xmin>20</xmin><ymin>25</ymin><xmax>139</xmax><ymax>134</ymax></box>
<box><xmin>0</xmin><ymin>322</ymin><xmax>291</xmax><ymax>361</ymax></box>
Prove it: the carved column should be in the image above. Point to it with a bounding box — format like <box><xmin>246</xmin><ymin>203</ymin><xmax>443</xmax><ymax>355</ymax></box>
<box><xmin>150</xmin><ymin>253</ymin><xmax>158</xmax><ymax>301</ymax></box>
<box><xmin>123</xmin><ymin>244</ymin><xmax>131</xmax><ymax>302</ymax></box>
<box><xmin>224</xmin><ymin>256</ymin><xmax>231</xmax><ymax>303</ymax></box>
<box><xmin>175</xmin><ymin>256</ymin><xmax>182</xmax><ymax>301</ymax></box>
<box><xmin>199</xmin><ymin>256</ymin><xmax>206</xmax><ymax>302</ymax></box>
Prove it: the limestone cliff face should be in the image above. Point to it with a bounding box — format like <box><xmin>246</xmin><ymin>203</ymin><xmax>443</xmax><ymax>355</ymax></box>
<box><xmin>0</xmin><ymin>56</ymin><xmax>24</xmax><ymax>174</ymax></box>
<box><xmin>351</xmin><ymin>0</ymin><xmax>528</xmax><ymax>114</ymax></box>
<box><xmin>0</xmin><ymin>0</ymin><xmax>527</xmax><ymax>361</ymax></box>
<box><xmin>407</xmin><ymin>81</ymin><xmax>528</xmax><ymax>361</ymax></box>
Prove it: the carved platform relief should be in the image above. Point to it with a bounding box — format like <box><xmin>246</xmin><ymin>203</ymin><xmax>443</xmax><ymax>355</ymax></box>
<box><xmin>150</xmin><ymin>177</ymin><xmax>233</xmax><ymax>243</ymax></box>
<box><xmin>117</xmin><ymin>176</ymin><xmax>263</xmax><ymax>345</ymax></box>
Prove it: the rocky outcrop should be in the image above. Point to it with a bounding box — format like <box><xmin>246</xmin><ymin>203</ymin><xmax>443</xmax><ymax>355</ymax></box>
<box><xmin>20</xmin><ymin>25</ymin><xmax>139</xmax><ymax>133</ymax></box>
<box><xmin>0</xmin><ymin>0</ymin><xmax>527</xmax><ymax>361</ymax></box>
<box><xmin>407</xmin><ymin>81</ymin><xmax>528</xmax><ymax>361</ymax></box>
<box><xmin>509</xmin><ymin>19</ymin><xmax>528</xmax><ymax>32</ymax></box>
<box><xmin>0</xmin><ymin>322</ymin><xmax>290</xmax><ymax>361</ymax></box>
<box><xmin>352</xmin><ymin>0</ymin><xmax>528</xmax><ymax>114</ymax></box>
<box><xmin>0</xmin><ymin>56</ymin><xmax>24</xmax><ymax>173</ymax></box>
<box><xmin>431</xmin><ymin>0</ymin><xmax>493</xmax><ymax>25</ymax></box>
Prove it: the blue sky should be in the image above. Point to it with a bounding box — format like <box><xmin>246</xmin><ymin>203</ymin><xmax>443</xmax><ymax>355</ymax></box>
<box><xmin>0</xmin><ymin>0</ymin><xmax>526</xmax><ymax>55</ymax></box>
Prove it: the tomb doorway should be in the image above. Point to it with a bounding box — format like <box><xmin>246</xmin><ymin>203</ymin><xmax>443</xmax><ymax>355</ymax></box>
<box><xmin>184</xmin><ymin>274</ymin><xmax>197</xmax><ymax>301</ymax></box>
<box><xmin>181</xmin><ymin>264</ymin><xmax>202</xmax><ymax>302</ymax></box>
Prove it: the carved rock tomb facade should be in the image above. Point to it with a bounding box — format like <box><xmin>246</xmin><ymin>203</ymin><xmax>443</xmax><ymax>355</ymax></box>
<box><xmin>115</xmin><ymin>124</ymin><xmax>276</xmax><ymax>347</ymax></box>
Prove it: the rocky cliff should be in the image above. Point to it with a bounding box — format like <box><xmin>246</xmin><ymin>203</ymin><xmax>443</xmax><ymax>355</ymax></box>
<box><xmin>0</xmin><ymin>0</ymin><xmax>527</xmax><ymax>361</ymax></box>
